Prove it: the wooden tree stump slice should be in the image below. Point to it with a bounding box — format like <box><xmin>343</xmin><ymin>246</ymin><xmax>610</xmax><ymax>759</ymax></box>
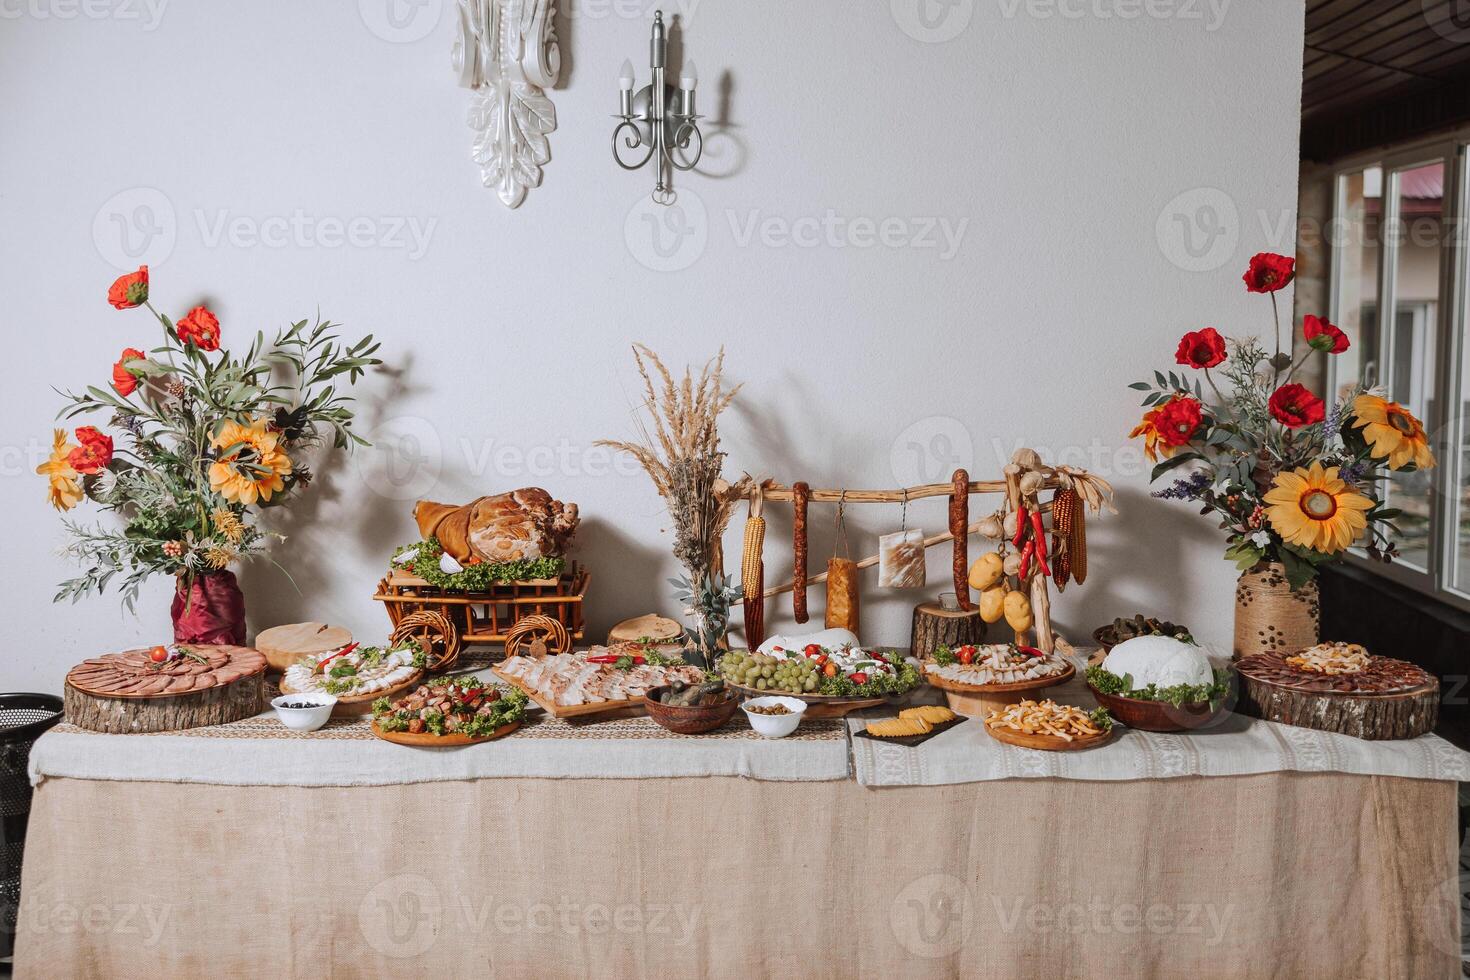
<box><xmin>255</xmin><ymin>622</ymin><xmax>353</xmax><ymax>674</ymax></box>
<box><xmin>910</xmin><ymin>602</ymin><xmax>986</xmax><ymax>661</ymax></box>
<box><xmin>608</xmin><ymin>614</ymin><xmax>686</xmax><ymax>647</ymax></box>
<box><xmin>1235</xmin><ymin>652</ymin><xmax>1438</xmax><ymax>740</ymax></box>
<box><xmin>64</xmin><ymin>645</ymin><xmax>267</xmax><ymax>734</ymax></box>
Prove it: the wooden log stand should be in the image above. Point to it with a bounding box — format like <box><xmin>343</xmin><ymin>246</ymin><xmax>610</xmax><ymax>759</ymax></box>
<box><xmin>64</xmin><ymin>645</ymin><xmax>267</xmax><ymax>734</ymax></box>
<box><xmin>1235</xmin><ymin>657</ymin><xmax>1439</xmax><ymax>741</ymax></box>
<box><xmin>910</xmin><ymin>602</ymin><xmax>986</xmax><ymax>661</ymax></box>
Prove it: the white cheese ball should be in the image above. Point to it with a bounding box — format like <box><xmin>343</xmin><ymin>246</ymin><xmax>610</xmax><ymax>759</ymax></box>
<box><xmin>1102</xmin><ymin>635</ymin><xmax>1212</xmax><ymax>690</ymax></box>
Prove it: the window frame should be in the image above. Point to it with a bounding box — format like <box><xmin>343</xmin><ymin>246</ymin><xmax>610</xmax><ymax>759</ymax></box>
<box><xmin>1325</xmin><ymin>133</ymin><xmax>1469</xmax><ymax>609</ymax></box>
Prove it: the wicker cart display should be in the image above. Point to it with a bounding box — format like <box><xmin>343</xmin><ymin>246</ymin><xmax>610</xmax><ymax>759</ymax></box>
<box><xmin>374</xmin><ymin>562</ymin><xmax>589</xmax><ymax>664</ymax></box>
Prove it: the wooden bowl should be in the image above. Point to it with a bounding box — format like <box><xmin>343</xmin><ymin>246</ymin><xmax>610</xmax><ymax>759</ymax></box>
<box><xmin>644</xmin><ymin>686</ymin><xmax>739</xmax><ymax>735</ymax></box>
<box><xmin>1086</xmin><ymin>684</ymin><xmax>1221</xmax><ymax>733</ymax></box>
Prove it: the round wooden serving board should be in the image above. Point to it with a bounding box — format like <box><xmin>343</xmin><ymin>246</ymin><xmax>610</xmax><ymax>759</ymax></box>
<box><xmin>369</xmin><ymin>719</ymin><xmax>520</xmax><ymax>746</ymax></box>
<box><xmin>985</xmin><ymin>722</ymin><xmax>1113</xmax><ymax>752</ymax></box>
<box><xmin>255</xmin><ymin>622</ymin><xmax>353</xmax><ymax>674</ymax></box>
<box><xmin>64</xmin><ymin>645</ymin><xmax>267</xmax><ymax>734</ymax></box>
<box><xmin>280</xmin><ymin>671</ymin><xmax>424</xmax><ymax>717</ymax></box>
<box><xmin>924</xmin><ymin>660</ymin><xmax>1075</xmax><ymax>716</ymax></box>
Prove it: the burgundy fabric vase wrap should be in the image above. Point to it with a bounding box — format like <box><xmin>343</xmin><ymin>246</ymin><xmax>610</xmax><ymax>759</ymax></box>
<box><xmin>171</xmin><ymin>570</ymin><xmax>247</xmax><ymax>645</ymax></box>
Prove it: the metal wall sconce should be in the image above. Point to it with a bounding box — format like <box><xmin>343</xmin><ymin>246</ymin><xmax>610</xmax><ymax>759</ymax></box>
<box><xmin>611</xmin><ymin>10</ymin><xmax>703</xmax><ymax>205</ymax></box>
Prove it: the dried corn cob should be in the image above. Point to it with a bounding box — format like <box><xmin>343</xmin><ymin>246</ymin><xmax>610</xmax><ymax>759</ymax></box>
<box><xmin>741</xmin><ymin>515</ymin><xmax>765</xmax><ymax>600</ymax></box>
<box><xmin>1068</xmin><ymin>491</ymin><xmax>1088</xmax><ymax>584</ymax></box>
<box><xmin>1058</xmin><ymin>487</ymin><xmax>1093</xmax><ymax>587</ymax></box>
<box><xmin>741</xmin><ymin>512</ymin><xmax>766</xmax><ymax>647</ymax></box>
<box><xmin>1051</xmin><ymin>488</ymin><xmax>1075</xmax><ymax>591</ymax></box>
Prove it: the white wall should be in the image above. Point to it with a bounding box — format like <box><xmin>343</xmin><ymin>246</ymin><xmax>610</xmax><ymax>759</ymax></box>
<box><xmin>0</xmin><ymin>0</ymin><xmax>1305</xmax><ymax>691</ymax></box>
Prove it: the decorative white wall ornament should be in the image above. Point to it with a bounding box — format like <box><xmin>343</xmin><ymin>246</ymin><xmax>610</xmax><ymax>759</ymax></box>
<box><xmin>452</xmin><ymin>0</ymin><xmax>560</xmax><ymax>209</ymax></box>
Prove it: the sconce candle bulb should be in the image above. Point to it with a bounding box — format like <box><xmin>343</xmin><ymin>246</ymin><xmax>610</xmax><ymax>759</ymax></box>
<box><xmin>611</xmin><ymin>9</ymin><xmax>705</xmax><ymax>205</ymax></box>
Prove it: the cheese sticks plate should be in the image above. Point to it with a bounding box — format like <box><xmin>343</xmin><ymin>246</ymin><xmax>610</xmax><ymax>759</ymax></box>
<box><xmin>982</xmin><ymin>698</ymin><xmax>1114</xmax><ymax>752</ymax></box>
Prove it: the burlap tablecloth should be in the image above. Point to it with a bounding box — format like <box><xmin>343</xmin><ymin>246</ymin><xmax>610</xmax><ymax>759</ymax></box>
<box><xmin>13</xmin><ymin>771</ymin><xmax>1459</xmax><ymax>978</ymax></box>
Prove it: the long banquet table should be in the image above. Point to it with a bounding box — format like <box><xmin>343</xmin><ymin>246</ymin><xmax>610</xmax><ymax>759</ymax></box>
<box><xmin>15</xmin><ymin>654</ymin><xmax>1469</xmax><ymax>979</ymax></box>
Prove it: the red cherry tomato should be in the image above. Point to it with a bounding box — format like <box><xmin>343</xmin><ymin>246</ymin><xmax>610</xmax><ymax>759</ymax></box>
<box><xmin>148</xmin><ymin>646</ymin><xmax>169</xmax><ymax>663</ymax></box>
<box><xmin>849</xmin><ymin>671</ymin><xmax>868</xmax><ymax>685</ymax></box>
<box><xmin>958</xmin><ymin>648</ymin><xmax>976</xmax><ymax>666</ymax></box>
<box><xmin>803</xmin><ymin>644</ymin><xmax>822</xmax><ymax>658</ymax></box>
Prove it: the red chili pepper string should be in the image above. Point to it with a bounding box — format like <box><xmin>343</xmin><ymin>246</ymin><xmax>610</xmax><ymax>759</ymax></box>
<box><xmin>1018</xmin><ymin>539</ymin><xmax>1034</xmax><ymax>580</ymax></box>
<box><xmin>1012</xmin><ymin>504</ymin><xmax>1029</xmax><ymax>548</ymax></box>
<box><xmin>1030</xmin><ymin>511</ymin><xmax>1049</xmax><ymax>562</ymax></box>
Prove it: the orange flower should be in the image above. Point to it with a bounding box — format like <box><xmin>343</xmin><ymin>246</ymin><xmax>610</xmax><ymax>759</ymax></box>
<box><xmin>1130</xmin><ymin>394</ymin><xmax>1202</xmax><ymax>463</ymax></box>
<box><xmin>107</xmin><ymin>266</ymin><xmax>149</xmax><ymax>310</ymax></box>
<box><xmin>176</xmin><ymin>306</ymin><xmax>221</xmax><ymax>351</ymax></box>
<box><xmin>68</xmin><ymin>426</ymin><xmax>114</xmax><ymax>475</ymax></box>
<box><xmin>1352</xmin><ymin>394</ymin><xmax>1435</xmax><ymax>471</ymax></box>
<box><xmin>111</xmin><ymin>347</ymin><xmax>146</xmax><ymax>396</ymax></box>
<box><xmin>37</xmin><ymin>430</ymin><xmax>83</xmax><ymax>511</ymax></box>
<box><xmin>209</xmin><ymin>418</ymin><xmax>292</xmax><ymax>505</ymax></box>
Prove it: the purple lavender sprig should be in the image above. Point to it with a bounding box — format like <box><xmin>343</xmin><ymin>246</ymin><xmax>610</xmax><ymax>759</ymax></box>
<box><xmin>1152</xmin><ymin>471</ymin><xmax>1212</xmax><ymax>500</ymax></box>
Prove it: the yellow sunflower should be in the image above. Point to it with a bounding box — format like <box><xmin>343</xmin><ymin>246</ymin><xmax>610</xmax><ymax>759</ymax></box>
<box><xmin>209</xmin><ymin>418</ymin><xmax>293</xmax><ymax>505</ymax></box>
<box><xmin>37</xmin><ymin>429</ymin><xmax>83</xmax><ymax>511</ymax></box>
<box><xmin>1351</xmin><ymin>394</ymin><xmax>1435</xmax><ymax>470</ymax></box>
<box><xmin>1263</xmin><ymin>462</ymin><xmax>1374</xmax><ymax>555</ymax></box>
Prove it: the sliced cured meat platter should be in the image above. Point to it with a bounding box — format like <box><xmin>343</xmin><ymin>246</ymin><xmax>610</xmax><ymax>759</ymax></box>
<box><xmin>369</xmin><ymin>719</ymin><xmax>521</xmax><ymax>746</ymax></box>
<box><xmin>280</xmin><ymin>673</ymin><xmax>424</xmax><ymax>717</ymax></box>
<box><xmin>64</xmin><ymin>645</ymin><xmax>267</xmax><ymax>734</ymax></box>
<box><xmin>1234</xmin><ymin>651</ymin><xmax>1438</xmax><ymax>741</ymax></box>
<box><xmin>490</xmin><ymin>666</ymin><xmax>648</xmax><ymax>720</ymax></box>
<box><xmin>491</xmin><ymin>649</ymin><xmax>708</xmax><ymax>720</ymax></box>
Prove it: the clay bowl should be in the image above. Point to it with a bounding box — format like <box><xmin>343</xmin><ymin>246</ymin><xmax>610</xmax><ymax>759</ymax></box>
<box><xmin>1086</xmin><ymin>684</ymin><xmax>1221</xmax><ymax>733</ymax></box>
<box><xmin>644</xmin><ymin>686</ymin><xmax>739</xmax><ymax>735</ymax></box>
<box><xmin>1092</xmin><ymin>627</ymin><xmax>1120</xmax><ymax>655</ymax></box>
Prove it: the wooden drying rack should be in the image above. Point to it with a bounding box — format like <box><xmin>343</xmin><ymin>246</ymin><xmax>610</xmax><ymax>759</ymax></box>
<box><xmin>731</xmin><ymin>455</ymin><xmax>1095</xmax><ymax>654</ymax></box>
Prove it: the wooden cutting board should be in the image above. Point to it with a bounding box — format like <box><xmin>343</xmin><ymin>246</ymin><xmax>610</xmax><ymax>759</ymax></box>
<box><xmin>255</xmin><ymin>622</ymin><xmax>353</xmax><ymax>673</ymax></box>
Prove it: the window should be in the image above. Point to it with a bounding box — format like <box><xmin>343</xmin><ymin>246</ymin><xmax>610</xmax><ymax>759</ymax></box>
<box><xmin>1327</xmin><ymin>140</ymin><xmax>1466</xmax><ymax>603</ymax></box>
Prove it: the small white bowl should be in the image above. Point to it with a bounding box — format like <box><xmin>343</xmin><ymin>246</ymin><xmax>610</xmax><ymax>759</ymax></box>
<box><xmin>270</xmin><ymin>692</ymin><xmax>337</xmax><ymax>732</ymax></box>
<box><xmin>741</xmin><ymin>696</ymin><xmax>807</xmax><ymax>738</ymax></box>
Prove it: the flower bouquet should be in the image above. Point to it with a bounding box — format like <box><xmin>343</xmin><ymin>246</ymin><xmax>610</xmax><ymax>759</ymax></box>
<box><xmin>1127</xmin><ymin>253</ymin><xmax>1434</xmax><ymax>652</ymax></box>
<box><xmin>40</xmin><ymin>266</ymin><xmax>381</xmax><ymax>643</ymax></box>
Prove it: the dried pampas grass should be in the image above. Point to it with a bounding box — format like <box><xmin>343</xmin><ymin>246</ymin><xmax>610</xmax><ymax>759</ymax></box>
<box><xmin>599</xmin><ymin>344</ymin><xmax>750</xmax><ymax>579</ymax></box>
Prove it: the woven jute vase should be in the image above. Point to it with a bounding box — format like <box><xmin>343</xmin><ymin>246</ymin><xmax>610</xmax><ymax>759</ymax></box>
<box><xmin>1232</xmin><ymin>562</ymin><xmax>1319</xmax><ymax>661</ymax></box>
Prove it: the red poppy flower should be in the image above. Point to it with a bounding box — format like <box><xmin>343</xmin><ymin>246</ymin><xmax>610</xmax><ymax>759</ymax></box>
<box><xmin>1268</xmin><ymin>383</ymin><xmax>1326</xmax><ymax>429</ymax></box>
<box><xmin>111</xmin><ymin>347</ymin><xmax>146</xmax><ymax>396</ymax></box>
<box><xmin>68</xmin><ymin>426</ymin><xmax>114</xmax><ymax>475</ymax></box>
<box><xmin>107</xmin><ymin>266</ymin><xmax>149</xmax><ymax>310</ymax></box>
<box><xmin>1154</xmin><ymin>394</ymin><xmax>1203</xmax><ymax>446</ymax></box>
<box><xmin>175</xmin><ymin>306</ymin><xmax>221</xmax><ymax>351</ymax></box>
<box><xmin>1303</xmin><ymin>315</ymin><xmax>1349</xmax><ymax>354</ymax></box>
<box><xmin>1243</xmin><ymin>253</ymin><xmax>1295</xmax><ymax>293</ymax></box>
<box><xmin>1175</xmin><ymin>327</ymin><xmax>1228</xmax><ymax>370</ymax></box>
